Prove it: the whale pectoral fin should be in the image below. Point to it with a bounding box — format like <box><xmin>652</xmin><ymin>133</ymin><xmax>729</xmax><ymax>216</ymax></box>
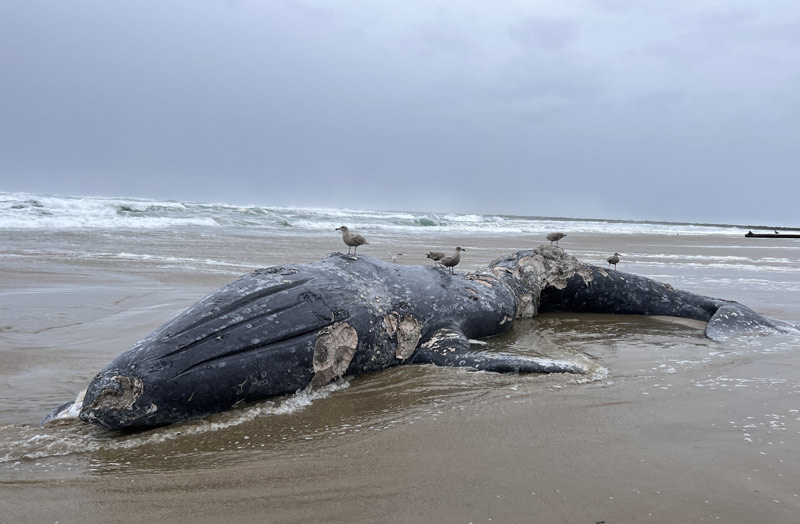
<box><xmin>410</xmin><ymin>327</ymin><xmax>582</xmax><ymax>374</ymax></box>
<box><xmin>412</xmin><ymin>326</ymin><xmax>472</xmax><ymax>358</ymax></box>
<box><xmin>705</xmin><ymin>303</ymin><xmax>790</xmax><ymax>341</ymax></box>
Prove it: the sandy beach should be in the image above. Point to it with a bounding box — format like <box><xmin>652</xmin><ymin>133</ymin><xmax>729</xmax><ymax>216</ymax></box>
<box><xmin>2</xmin><ymin>227</ymin><xmax>800</xmax><ymax>523</ymax></box>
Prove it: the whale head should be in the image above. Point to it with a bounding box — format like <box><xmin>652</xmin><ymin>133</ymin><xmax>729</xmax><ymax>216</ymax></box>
<box><xmin>79</xmin><ymin>371</ymin><xmax>150</xmax><ymax>428</ymax></box>
<box><xmin>72</xmin><ymin>267</ymin><xmax>340</xmax><ymax>429</ymax></box>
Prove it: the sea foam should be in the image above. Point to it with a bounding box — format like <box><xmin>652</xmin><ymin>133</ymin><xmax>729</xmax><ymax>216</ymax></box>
<box><xmin>0</xmin><ymin>192</ymin><xmax>758</xmax><ymax>236</ymax></box>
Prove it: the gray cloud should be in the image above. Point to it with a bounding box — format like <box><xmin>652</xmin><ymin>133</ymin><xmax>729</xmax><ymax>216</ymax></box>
<box><xmin>508</xmin><ymin>16</ymin><xmax>579</xmax><ymax>52</ymax></box>
<box><xmin>1</xmin><ymin>0</ymin><xmax>799</xmax><ymax>225</ymax></box>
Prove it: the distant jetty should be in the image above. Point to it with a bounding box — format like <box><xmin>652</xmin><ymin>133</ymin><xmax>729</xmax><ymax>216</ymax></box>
<box><xmin>745</xmin><ymin>231</ymin><xmax>800</xmax><ymax>238</ymax></box>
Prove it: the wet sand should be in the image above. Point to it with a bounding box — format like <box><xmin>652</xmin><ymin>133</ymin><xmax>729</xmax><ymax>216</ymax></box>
<box><xmin>2</xmin><ymin>229</ymin><xmax>800</xmax><ymax>523</ymax></box>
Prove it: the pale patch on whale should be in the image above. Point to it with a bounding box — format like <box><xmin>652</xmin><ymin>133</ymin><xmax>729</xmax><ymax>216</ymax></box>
<box><xmin>40</xmin><ymin>389</ymin><xmax>86</xmax><ymax>425</ymax></box>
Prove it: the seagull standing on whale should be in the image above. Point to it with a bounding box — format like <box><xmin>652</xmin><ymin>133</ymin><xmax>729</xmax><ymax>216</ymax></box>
<box><xmin>547</xmin><ymin>232</ymin><xmax>566</xmax><ymax>246</ymax></box>
<box><xmin>426</xmin><ymin>251</ymin><xmax>445</xmax><ymax>266</ymax></box>
<box><xmin>335</xmin><ymin>226</ymin><xmax>368</xmax><ymax>258</ymax></box>
<box><xmin>439</xmin><ymin>247</ymin><xmax>465</xmax><ymax>274</ymax></box>
<box><xmin>607</xmin><ymin>252</ymin><xmax>621</xmax><ymax>270</ymax></box>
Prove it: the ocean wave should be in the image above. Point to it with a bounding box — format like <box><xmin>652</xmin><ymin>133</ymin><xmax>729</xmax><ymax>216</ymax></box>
<box><xmin>632</xmin><ymin>260</ymin><xmax>800</xmax><ymax>274</ymax></box>
<box><xmin>0</xmin><ymin>192</ymin><xmax>760</xmax><ymax>236</ymax></box>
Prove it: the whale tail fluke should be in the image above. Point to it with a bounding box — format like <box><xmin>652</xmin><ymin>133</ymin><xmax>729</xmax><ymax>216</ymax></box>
<box><xmin>705</xmin><ymin>303</ymin><xmax>794</xmax><ymax>342</ymax></box>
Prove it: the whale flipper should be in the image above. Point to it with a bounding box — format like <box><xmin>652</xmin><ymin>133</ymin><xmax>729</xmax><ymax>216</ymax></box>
<box><xmin>410</xmin><ymin>327</ymin><xmax>582</xmax><ymax>374</ymax></box>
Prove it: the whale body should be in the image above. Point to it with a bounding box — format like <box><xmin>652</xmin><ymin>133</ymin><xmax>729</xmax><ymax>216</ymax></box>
<box><xmin>43</xmin><ymin>247</ymin><xmax>793</xmax><ymax>429</ymax></box>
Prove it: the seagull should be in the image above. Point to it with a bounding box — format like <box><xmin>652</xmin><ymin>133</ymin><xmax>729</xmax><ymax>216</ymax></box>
<box><xmin>386</xmin><ymin>250</ymin><xmax>403</xmax><ymax>263</ymax></box>
<box><xmin>335</xmin><ymin>226</ymin><xmax>368</xmax><ymax>258</ymax></box>
<box><xmin>607</xmin><ymin>252</ymin><xmax>621</xmax><ymax>270</ymax></box>
<box><xmin>439</xmin><ymin>247</ymin><xmax>465</xmax><ymax>274</ymax></box>
<box><xmin>547</xmin><ymin>232</ymin><xmax>566</xmax><ymax>246</ymax></box>
<box><xmin>426</xmin><ymin>251</ymin><xmax>445</xmax><ymax>266</ymax></box>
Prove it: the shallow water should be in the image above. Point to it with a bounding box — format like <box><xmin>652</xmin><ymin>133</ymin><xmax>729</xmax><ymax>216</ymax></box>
<box><xmin>2</xmin><ymin>224</ymin><xmax>800</xmax><ymax>523</ymax></box>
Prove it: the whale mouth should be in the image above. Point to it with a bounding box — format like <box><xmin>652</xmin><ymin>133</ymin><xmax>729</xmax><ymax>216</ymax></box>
<box><xmin>41</xmin><ymin>388</ymin><xmax>87</xmax><ymax>426</ymax></box>
<box><xmin>79</xmin><ymin>372</ymin><xmax>144</xmax><ymax>426</ymax></box>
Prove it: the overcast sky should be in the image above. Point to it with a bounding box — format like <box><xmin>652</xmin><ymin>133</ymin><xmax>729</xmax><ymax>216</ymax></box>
<box><xmin>1</xmin><ymin>0</ymin><xmax>798</xmax><ymax>225</ymax></box>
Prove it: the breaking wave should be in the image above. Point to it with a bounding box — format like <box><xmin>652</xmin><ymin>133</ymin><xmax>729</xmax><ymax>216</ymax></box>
<box><xmin>0</xmin><ymin>192</ymin><xmax>766</xmax><ymax>236</ymax></box>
